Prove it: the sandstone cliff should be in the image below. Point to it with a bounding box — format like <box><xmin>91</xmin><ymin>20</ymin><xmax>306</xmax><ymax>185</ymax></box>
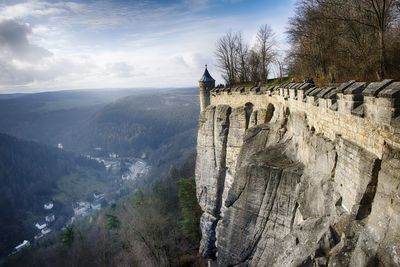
<box><xmin>195</xmin><ymin>81</ymin><xmax>400</xmax><ymax>266</ymax></box>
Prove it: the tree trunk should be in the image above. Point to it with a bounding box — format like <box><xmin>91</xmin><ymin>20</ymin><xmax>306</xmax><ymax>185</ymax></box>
<box><xmin>377</xmin><ymin>30</ymin><xmax>386</xmax><ymax>80</ymax></box>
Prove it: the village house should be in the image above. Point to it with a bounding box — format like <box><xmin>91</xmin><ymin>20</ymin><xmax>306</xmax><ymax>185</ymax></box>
<box><xmin>14</xmin><ymin>240</ymin><xmax>30</xmax><ymax>252</ymax></box>
<box><xmin>91</xmin><ymin>202</ymin><xmax>101</xmax><ymax>210</ymax></box>
<box><xmin>35</xmin><ymin>222</ymin><xmax>47</xmax><ymax>230</ymax></box>
<box><xmin>41</xmin><ymin>228</ymin><xmax>51</xmax><ymax>235</ymax></box>
<box><xmin>93</xmin><ymin>192</ymin><xmax>105</xmax><ymax>200</ymax></box>
<box><xmin>109</xmin><ymin>152</ymin><xmax>118</xmax><ymax>158</ymax></box>
<box><xmin>73</xmin><ymin>201</ymin><xmax>90</xmax><ymax>216</ymax></box>
<box><xmin>34</xmin><ymin>233</ymin><xmax>44</xmax><ymax>240</ymax></box>
<box><xmin>45</xmin><ymin>214</ymin><xmax>55</xmax><ymax>222</ymax></box>
<box><xmin>44</xmin><ymin>202</ymin><xmax>53</xmax><ymax>210</ymax></box>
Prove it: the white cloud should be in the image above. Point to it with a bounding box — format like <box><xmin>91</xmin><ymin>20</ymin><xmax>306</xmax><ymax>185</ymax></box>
<box><xmin>0</xmin><ymin>1</ymin><xmax>83</xmax><ymax>21</ymax></box>
<box><xmin>0</xmin><ymin>0</ymin><xmax>295</xmax><ymax>92</ymax></box>
<box><xmin>0</xmin><ymin>20</ymin><xmax>52</xmax><ymax>61</ymax></box>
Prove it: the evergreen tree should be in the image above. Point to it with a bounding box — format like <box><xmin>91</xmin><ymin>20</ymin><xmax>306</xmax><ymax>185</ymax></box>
<box><xmin>177</xmin><ymin>178</ymin><xmax>202</xmax><ymax>242</ymax></box>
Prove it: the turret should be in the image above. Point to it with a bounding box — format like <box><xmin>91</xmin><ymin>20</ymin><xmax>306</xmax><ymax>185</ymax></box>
<box><xmin>199</xmin><ymin>65</ymin><xmax>215</xmax><ymax>111</ymax></box>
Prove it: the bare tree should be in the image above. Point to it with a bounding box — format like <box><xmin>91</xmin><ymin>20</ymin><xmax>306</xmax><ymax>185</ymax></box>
<box><xmin>274</xmin><ymin>57</ymin><xmax>285</xmax><ymax>81</ymax></box>
<box><xmin>215</xmin><ymin>32</ymin><xmax>239</xmax><ymax>85</ymax></box>
<box><xmin>215</xmin><ymin>26</ymin><xmax>277</xmax><ymax>85</ymax></box>
<box><xmin>287</xmin><ymin>0</ymin><xmax>400</xmax><ymax>82</ymax></box>
<box><xmin>248</xmin><ymin>49</ymin><xmax>261</xmax><ymax>83</ymax></box>
<box><xmin>256</xmin><ymin>24</ymin><xmax>276</xmax><ymax>83</ymax></box>
<box><xmin>359</xmin><ymin>0</ymin><xmax>398</xmax><ymax>79</ymax></box>
<box><xmin>235</xmin><ymin>33</ymin><xmax>250</xmax><ymax>83</ymax></box>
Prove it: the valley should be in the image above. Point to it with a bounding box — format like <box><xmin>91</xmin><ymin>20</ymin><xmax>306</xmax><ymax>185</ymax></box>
<box><xmin>0</xmin><ymin>87</ymin><xmax>199</xmax><ymax>262</ymax></box>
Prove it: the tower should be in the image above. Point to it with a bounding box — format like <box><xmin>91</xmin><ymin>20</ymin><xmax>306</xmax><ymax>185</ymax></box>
<box><xmin>199</xmin><ymin>65</ymin><xmax>215</xmax><ymax>111</ymax></box>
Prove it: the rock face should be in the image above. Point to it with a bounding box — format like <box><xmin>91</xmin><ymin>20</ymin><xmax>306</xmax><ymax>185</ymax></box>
<box><xmin>195</xmin><ymin>89</ymin><xmax>400</xmax><ymax>266</ymax></box>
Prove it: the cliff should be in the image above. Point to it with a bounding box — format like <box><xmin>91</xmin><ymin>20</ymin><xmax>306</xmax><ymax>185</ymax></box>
<box><xmin>195</xmin><ymin>80</ymin><xmax>400</xmax><ymax>266</ymax></box>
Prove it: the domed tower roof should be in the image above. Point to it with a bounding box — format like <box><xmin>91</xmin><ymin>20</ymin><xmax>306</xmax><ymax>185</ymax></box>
<box><xmin>199</xmin><ymin>65</ymin><xmax>215</xmax><ymax>82</ymax></box>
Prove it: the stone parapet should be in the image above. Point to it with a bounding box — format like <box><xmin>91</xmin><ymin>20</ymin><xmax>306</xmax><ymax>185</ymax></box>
<box><xmin>337</xmin><ymin>82</ymin><xmax>366</xmax><ymax>115</ymax></box>
<box><xmin>362</xmin><ymin>79</ymin><xmax>393</xmax><ymax>96</ymax></box>
<box><xmin>210</xmin><ymin>80</ymin><xmax>400</xmax><ymax>158</ymax></box>
<box><xmin>364</xmin><ymin>81</ymin><xmax>400</xmax><ymax>126</ymax></box>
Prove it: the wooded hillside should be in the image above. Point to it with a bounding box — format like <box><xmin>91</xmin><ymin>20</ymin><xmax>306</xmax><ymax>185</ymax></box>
<box><xmin>287</xmin><ymin>0</ymin><xmax>400</xmax><ymax>82</ymax></box>
<box><xmin>0</xmin><ymin>133</ymin><xmax>109</xmax><ymax>256</ymax></box>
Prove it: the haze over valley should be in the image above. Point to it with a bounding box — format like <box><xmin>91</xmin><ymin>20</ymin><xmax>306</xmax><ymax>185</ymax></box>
<box><xmin>0</xmin><ymin>87</ymin><xmax>200</xmax><ymax>264</ymax></box>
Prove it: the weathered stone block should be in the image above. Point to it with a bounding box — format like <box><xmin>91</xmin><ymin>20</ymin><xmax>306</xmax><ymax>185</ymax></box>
<box><xmin>362</xmin><ymin>79</ymin><xmax>393</xmax><ymax>97</ymax></box>
<box><xmin>279</xmin><ymin>87</ymin><xmax>285</xmax><ymax>97</ymax></box>
<box><xmin>297</xmin><ymin>90</ymin><xmax>305</xmax><ymax>102</ymax></box>
<box><xmin>377</xmin><ymin>81</ymin><xmax>400</xmax><ymax>98</ymax></box>
<box><xmin>316</xmin><ymin>87</ymin><xmax>335</xmax><ymax>98</ymax></box>
<box><xmin>338</xmin><ymin>93</ymin><xmax>364</xmax><ymax>115</ymax></box>
<box><xmin>334</xmin><ymin>137</ymin><xmax>380</xmax><ymax>216</ymax></box>
<box><xmin>343</xmin><ymin>82</ymin><xmax>367</xmax><ymax>95</ymax></box>
<box><xmin>289</xmin><ymin>88</ymin><xmax>297</xmax><ymax>99</ymax></box>
<box><xmin>319</xmin><ymin>98</ymin><xmax>329</xmax><ymax>109</ymax></box>
<box><xmin>337</xmin><ymin>80</ymin><xmax>356</xmax><ymax>93</ymax></box>
<box><xmin>304</xmin><ymin>87</ymin><xmax>319</xmax><ymax>96</ymax></box>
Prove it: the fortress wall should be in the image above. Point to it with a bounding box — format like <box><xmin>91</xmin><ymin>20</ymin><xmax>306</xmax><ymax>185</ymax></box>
<box><xmin>335</xmin><ymin>137</ymin><xmax>381</xmax><ymax>213</ymax></box>
<box><xmin>198</xmin><ymin>81</ymin><xmax>400</xmax><ymax>265</ymax></box>
<box><xmin>210</xmin><ymin>82</ymin><xmax>400</xmax><ymax>159</ymax></box>
<box><xmin>211</xmin><ymin>92</ymin><xmax>269</xmax><ymax>108</ymax></box>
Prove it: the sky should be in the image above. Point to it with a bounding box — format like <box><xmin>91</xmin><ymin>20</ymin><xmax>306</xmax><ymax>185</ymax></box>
<box><xmin>0</xmin><ymin>0</ymin><xmax>296</xmax><ymax>93</ymax></box>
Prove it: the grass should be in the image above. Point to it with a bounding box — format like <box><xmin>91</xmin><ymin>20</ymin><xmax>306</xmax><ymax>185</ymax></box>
<box><xmin>266</xmin><ymin>76</ymin><xmax>292</xmax><ymax>86</ymax></box>
<box><xmin>224</xmin><ymin>77</ymin><xmax>293</xmax><ymax>88</ymax></box>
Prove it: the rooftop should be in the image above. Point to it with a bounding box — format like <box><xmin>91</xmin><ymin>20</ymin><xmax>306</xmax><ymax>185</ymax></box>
<box><xmin>199</xmin><ymin>65</ymin><xmax>215</xmax><ymax>83</ymax></box>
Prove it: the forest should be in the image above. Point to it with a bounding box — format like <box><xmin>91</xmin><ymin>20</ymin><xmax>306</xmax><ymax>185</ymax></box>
<box><xmin>0</xmin><ymin>87</ymin><xmax>201</xmax><ymax>266</ymax></box>
<box><xmin>0</xmin><ymin>133</ymin><xmax>110</xmax><ymax>257</ymax></box>
<box><xmin>3</xmin><ymin>158</ymin><xmax>204</xmax><ymax>267</ymax></box>
<box><xmin>287</xmin><ymin>0</ymin><xmax>400</xmax><ymax>82</ymax></box>
<box><xmin>0</xmin><ymin>88</ymin><xmax>199</xmax><ymax>159</ymax></box>
<box><xmin>215</xmin><ymin>0</ymin><xmax>400</xmax><ymax>85</ymax></box>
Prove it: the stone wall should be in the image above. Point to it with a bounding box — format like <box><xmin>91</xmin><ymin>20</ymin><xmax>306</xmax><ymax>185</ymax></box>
<box><xmin>195</xmin><ymin>80</ymin><xmax>400</xmax><ymax>266</ymax></box>
<box><xmin>210</xmin><ymin>80</ymin><xmax>400</xmax><ymax>159</ymax></box>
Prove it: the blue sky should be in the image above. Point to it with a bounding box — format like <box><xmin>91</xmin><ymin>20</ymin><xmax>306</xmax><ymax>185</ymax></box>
<box><xmin>0</xmin><ymin>0</ymin><xmax>295</xmax><ymax>92</ymax></box>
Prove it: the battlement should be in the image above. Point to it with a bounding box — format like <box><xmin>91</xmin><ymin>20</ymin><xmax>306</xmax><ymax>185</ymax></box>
<box><xmin>207</xmin><ymin>80</ymin><xmax>400</xmax><ymax>158</ymax></box>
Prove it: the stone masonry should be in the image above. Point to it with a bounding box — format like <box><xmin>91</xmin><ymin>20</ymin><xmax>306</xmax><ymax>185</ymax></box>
<box><xmin>195</xmin><ymin>80</ymin><xmax>400</xmax><ymax>266</ymax></box>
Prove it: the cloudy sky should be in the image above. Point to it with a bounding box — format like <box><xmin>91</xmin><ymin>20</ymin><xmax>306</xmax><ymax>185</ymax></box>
<box><xmin>0</xmin><ymin>0</ymin><xmax>295</xmax><ymax>92</ymax></box>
